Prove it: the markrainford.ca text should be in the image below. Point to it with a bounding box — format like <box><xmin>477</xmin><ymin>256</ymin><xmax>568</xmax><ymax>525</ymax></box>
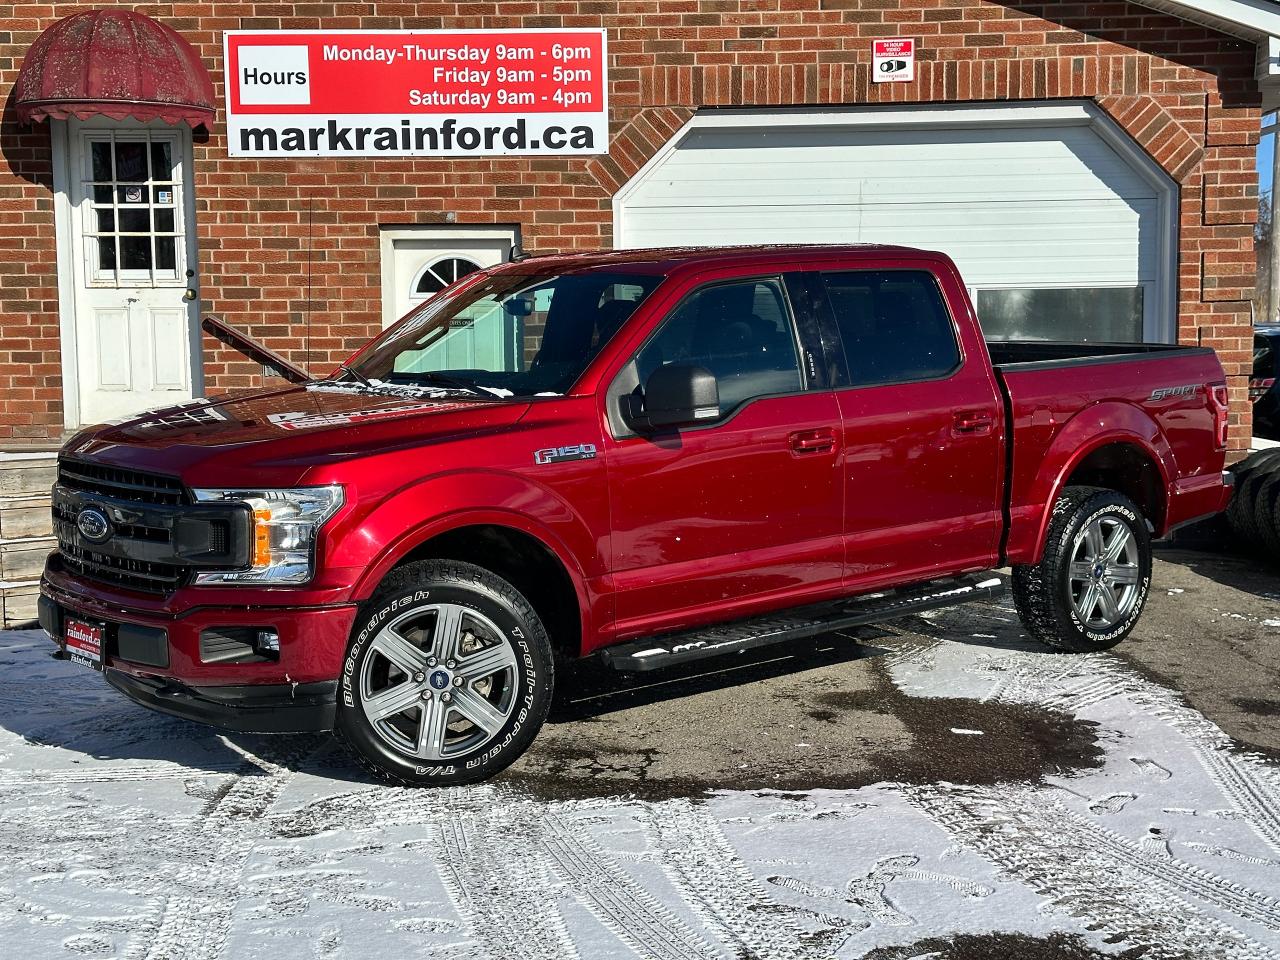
<box><xmin>238</xmin><ymin>118</ymin><xmax>595</xmax><ymax>152</ymax></box>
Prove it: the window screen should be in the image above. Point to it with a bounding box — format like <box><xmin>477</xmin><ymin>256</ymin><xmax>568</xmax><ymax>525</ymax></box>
<box><xmin>635</xmin><ymin>278</ymin><xmax>802</xmax><ymax>413</ymax></box>
<box><xmin>821</xmin><ymin>271</ymin><xmax>960</xmax><ymax>387</ymax></box>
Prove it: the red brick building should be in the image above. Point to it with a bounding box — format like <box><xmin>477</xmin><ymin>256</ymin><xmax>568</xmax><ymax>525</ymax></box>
<box><xmin>2</xmin><ymin>1</ymin><xmax>1278</xmax><ymax>452</ymax></box>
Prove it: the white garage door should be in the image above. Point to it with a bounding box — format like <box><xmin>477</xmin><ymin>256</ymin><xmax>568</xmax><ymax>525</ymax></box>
<box><xmin>615</xmin><ymin>105</ymin><xmax>1174</xmax><ymax>342</ymax></box>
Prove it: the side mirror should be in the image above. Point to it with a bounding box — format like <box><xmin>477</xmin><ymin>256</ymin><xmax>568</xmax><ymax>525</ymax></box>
<box><xmin>623</xmin><ymin>364</ymin><xmax>719</xmax><ymax>431</ymax></box>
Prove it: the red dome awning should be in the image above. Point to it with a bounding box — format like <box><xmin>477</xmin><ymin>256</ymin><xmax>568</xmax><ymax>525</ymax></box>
<box><xmin>14</xmin><ymin>9</ymin><xmax>215</xmax><ymax>127</ymax></box>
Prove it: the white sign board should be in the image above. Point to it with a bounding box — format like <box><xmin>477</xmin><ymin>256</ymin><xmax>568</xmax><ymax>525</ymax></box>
<box><xmin>223</xmin><ymin>29</ymin><xmax>609</xmax><ymax>157</ymax></box>
<box><xmin>872</xmin><ymin>38</ymin><xmax>915</xmax><ymax>83</ymax></box>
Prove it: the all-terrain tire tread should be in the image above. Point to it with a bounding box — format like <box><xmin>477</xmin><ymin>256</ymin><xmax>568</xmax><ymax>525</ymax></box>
<box><xmin>334</xmin><ymin>559</ymin><xmax>554</xmax><ymax>787</ymax></box>
<box><xmin>1011</xmin><ymin>486</ymin><xmax>1106</xmax><ymax>652</ymax></box>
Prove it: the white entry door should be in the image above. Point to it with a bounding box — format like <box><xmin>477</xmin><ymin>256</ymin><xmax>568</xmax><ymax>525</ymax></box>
<box><xmin>64</xmin><ymin>119</ymin><xmax>199</xmax><ymax>425</ymax></box>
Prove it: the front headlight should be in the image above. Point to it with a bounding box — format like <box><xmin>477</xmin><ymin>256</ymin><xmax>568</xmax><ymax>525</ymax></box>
<box><xmin>190</xmin><ymin>486</ymin><xmax>343</xmax><ymax>585</ymax></box>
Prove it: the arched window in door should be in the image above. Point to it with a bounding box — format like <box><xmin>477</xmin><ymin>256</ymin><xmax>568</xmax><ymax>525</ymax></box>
<box><xmin>410</xmin><ymin>256</ymin><xmax>482</xmax><ymax>303</ymax></box>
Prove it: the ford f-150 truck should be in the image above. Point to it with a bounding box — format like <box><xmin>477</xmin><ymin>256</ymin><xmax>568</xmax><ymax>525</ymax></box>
<box><xmin>40</xmin><ymin>245</ymin><xmax>1234</xmax><ymax>785</ymax></box>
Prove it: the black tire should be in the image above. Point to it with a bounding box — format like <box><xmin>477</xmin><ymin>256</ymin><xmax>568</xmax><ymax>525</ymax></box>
<box><xmin>1228</xmin><ymin>464</ymin><xmax>1277</xmax><ymax>549</ymax></box>
<box><xmin>1012</xmin><ymin>486</ymin><xmax>1152</xmax><ymax>653</ymax></box>
<box><xmin>1254</xmin><ymin>468</ymin><xmax>1280</xmax><ymax>559</ymax></box>
<box><xmin>336</xmin><ymin>560</ymin><xmax>554</xmax><ymax>787</ymax></box>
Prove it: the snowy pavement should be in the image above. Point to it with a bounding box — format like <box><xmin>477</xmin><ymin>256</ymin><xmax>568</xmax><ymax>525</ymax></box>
<box><xmin>2</xmin><ymin>591</ymin><xmax>1280</xmax><ymax>959</ymax></box>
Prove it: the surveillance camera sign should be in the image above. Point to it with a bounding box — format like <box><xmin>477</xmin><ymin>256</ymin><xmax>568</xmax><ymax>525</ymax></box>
<box><xmin>224</xmin><ymin>29</ymin><xmax>608</xmax><ymax>157</ymax></box>
<box><xmin>872</xmin><ymin>38</ymin><xmax>915</xmax><ymax>83</ymax></box>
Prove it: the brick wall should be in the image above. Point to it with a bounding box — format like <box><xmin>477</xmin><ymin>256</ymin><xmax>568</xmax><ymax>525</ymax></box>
<box><xmin>0</xmin><ymin>1</ymin><xmax>1262</xmax><ymax>451</ymax></box>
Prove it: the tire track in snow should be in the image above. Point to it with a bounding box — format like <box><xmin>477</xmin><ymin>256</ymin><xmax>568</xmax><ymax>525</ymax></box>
<box><xmin>638</xmin><ymin>798</ymin><xmax>820</xmax><ymax>960</ymax></box>
<box><xmin>941</xmin><ymin>642</ymin><xmax>1280</xmax><ymax>861</ymax></box>
<box><xmin>540</xmin><ymin>813</ymin><xmax>722</xmax><ymax>960</ymax></box>
<box><xmin>434</xmin><ymin>796</ymin><xmax>579</xmax><ymax>960</ymax></box>
<box><xmin>906</xmin><ymin>782</ymin><xmax>1280</xmax><ymax>959</ymax></box>
<box><xmin>130</xmin><ymin>739</ymin><xmax>321</xmax><ymax>960</ymax></box>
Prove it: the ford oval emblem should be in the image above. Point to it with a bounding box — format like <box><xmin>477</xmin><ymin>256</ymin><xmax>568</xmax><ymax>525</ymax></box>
<box><xmin>76</xmin><ymin>506</ymin><xmax>112</xmax><ymax>544</ymax></box>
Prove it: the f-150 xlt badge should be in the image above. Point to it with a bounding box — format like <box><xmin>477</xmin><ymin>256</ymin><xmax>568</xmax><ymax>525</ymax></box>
<box><xmin>1148</xmin><ymin>384</ymin><xmax>1198</xmax><ymax>401</ymax></box>
<box><xmin>534</xmin><ymin>443</ymin><xmax>598</xmax><ymax>465</ymax></box>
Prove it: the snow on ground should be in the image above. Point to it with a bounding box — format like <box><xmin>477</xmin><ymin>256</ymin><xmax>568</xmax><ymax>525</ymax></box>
<box><xmin>2</xmin><ymin>604</ymin><xmax>1280</xmax><ymax>960</ymax></box>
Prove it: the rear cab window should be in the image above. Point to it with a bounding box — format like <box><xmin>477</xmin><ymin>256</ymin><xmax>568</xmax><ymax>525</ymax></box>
<box><xmin>819</xmin><ymin>270</ymin><xmax>961</xmax><ymax>387</ymax></box>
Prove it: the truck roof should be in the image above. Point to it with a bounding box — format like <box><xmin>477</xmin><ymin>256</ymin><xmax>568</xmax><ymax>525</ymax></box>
<box><xmin>499</xmin><ymin>244</ymin><xmax>940</xmax><ymax>276</ymax></box>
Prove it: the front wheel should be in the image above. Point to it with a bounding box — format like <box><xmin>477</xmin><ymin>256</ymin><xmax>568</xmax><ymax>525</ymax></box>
<box><xmin>1012</xmin><ymin>487</ymin><xmax>1152</xmax><ymax>652</ymax></box>
<box><xmin>336</xmin><ymin>560</ymin><xmax>553</xmax><ymax>786</ymax></box>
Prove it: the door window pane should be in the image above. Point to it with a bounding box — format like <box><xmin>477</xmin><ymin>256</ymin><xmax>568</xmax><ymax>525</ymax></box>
<box><xmin>97</xmin><ymin>237</ymin><xmax>117</xmax><ymax>273</ymax></box>
<box><xmin>120</xmin><ymin>236</ymin><xmax>152</xmax><ymax>270</ymax></box>
<box><xmin>822</xmin><ymin>271</ymin><xmax>960</xmax><ymax>387</ymax></box>
<box><xmin>91</xmin><ymin>142</ymin><xmax>112</xmax><ymax>181</ymax></box>
<box><xmin>976</xmin><ymin>287</ymin><xmax>1143</xmax><ymax>342</ymax></box>
<box><xmin>114</xmin><ymin>142</ymin><xmax>148</xmax><ymax>182</ymax></box>
<box><xmin>155</xmin><ymin>237</ymin><xmax>176</xmax><ymax>271</ymax></box>
<box><xmin>154</xmin><ymin>209</ymin><xmax>175</xmax><ymax>233</ymax></box>
<box><xmin>118</xmin><ymin>209</ymin><xmax>150</xmax><ymax>233</ymax></box>
<box><xmin>637</xmin><ymin>278</ymin><xmax>802</xmax><ymax>413</ymax></box>
<box><xmin>150</xmin><ymin>141</ymin><xmax>173</xmax><ymax>180</ymax></box>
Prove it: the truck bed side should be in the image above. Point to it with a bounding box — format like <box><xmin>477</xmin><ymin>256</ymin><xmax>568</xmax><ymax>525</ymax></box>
<box><xmin>991</xmin><ymin>341</ymin><xmax>1228</xmax><ymax>565</ymax></box>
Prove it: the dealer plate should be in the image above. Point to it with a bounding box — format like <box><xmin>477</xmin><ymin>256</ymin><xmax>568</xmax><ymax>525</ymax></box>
<box><xmin>64</xmin><ymin>617</ymin><xmax>105</xmax><ymax>671</ymax></box>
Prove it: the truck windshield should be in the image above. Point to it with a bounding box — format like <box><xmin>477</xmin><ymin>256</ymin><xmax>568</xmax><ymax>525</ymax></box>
<box><xmin>348</xmin><ymin>268</ymin><xmax>664</xmax><ymax>397</ymax></box>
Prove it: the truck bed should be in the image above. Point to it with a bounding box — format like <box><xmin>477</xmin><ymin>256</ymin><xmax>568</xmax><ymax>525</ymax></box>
<box><xmin>987</xmin><ymin>339</ymin><xmax>1226</xmax><ymax>563</ymax></box>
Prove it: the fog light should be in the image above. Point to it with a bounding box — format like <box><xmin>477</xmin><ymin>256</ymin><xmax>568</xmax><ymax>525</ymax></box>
<box><xmin>256</xmin><ymin>629</ymin><xmax>280</xmax><ymax>658</ymax></box>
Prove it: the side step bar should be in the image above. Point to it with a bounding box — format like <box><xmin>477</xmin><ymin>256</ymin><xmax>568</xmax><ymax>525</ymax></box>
<box><xmin>599</xmin><ymin>572</ymin><xmax>1005</xmax><ymax>672</ymax></box>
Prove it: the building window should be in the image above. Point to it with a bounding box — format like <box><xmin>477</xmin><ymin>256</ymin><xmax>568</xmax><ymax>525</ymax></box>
<box><xmin>976</xmin><ymin>287</ymin><xmax>1144</xmax><ymax>342</ymax></box>
<box><xmin>412</xmin><ymin>256</ymin><xmax>482</xmax><ymax>300</ymax></box>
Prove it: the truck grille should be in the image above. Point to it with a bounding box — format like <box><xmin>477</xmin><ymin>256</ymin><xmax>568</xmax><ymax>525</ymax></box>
<box><xmin>57</xmin><ymin>541</ymin><xmax>187</xmax><ymax>593</ymax></box>
<box><xmin>57</xmin><ymin>458</ymin><xmax>185</xmax><ymax>506</ymax></box>
<box><xmin>54</xmin><ymin>458</ymin><xmax>188</xmax><ymax>593</ymax></box>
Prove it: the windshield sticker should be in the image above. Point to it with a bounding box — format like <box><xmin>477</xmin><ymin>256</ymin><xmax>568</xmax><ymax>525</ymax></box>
<box><xmin>534</xmin><ymin>443</ymin><xmax>597</xmax><ymax>465</ymax></box>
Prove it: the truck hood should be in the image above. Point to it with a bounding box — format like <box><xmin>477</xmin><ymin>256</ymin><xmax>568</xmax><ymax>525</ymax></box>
<box><xmin>63</xmin><ymin>383</ymin><xmax>531</xmax><ymax>486</ymax></box>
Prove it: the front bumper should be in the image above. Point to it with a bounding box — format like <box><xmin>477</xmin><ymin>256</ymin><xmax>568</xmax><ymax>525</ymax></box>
<box><xmin>103</xmin><ymin>671</ymin><xmax>336</xmax><ymax>734</ymax></box>
<box><xmin>40</xmin><ymin>565</ymin><xmax>357</xmax><ymax>733</ymax></box>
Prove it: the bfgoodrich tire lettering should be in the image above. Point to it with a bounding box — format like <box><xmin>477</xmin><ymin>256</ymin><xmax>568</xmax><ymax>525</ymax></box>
<box><xmin>336</xmin><ymin>560</ymin><xmax>553</xmax><ymax>786</ymax></box>
<box><xmin>1012</xmin><ymin>487</ymin><xmax>1152</xmax><ymax>653</ymax></box>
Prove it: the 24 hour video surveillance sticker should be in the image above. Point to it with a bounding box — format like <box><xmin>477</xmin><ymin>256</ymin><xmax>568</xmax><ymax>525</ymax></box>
<box><xmin>224</xmin><ymin>29</ymin><xmax>608</xmax><ymax>157</ymax></box>
<box><xmin>872</xmin><ymin>37</ymin><xmax>915</xmax><ymax>83</ymax></box>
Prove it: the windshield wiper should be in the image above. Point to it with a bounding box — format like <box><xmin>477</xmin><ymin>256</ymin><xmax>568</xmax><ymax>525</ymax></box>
<box><xmin>336</xmin><ymin>363</ymin><xmax>373</xmax><ymax>387</ymax></box>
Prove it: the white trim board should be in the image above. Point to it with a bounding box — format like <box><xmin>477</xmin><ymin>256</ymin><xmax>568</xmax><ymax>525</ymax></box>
<box><xmin>1131</xmin><ymin>0</ymin><xmax>1280</xmax><ymax>41</ymax></box>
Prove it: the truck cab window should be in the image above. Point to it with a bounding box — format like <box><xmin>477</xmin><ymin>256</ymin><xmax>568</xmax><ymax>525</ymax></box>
<box><xmin>822</xmin><ymin>270</ymin><xmax>960</xmax><ymax>387</ymax></box>
<box><xmin>635</xmin><ymin>278</ymin><xmax>802</xmax><ymax>414</ymax></box>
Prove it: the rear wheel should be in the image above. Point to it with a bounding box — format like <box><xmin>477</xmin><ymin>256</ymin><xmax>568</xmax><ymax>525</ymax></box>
<box><xmin>336</xmin><ymin>560</ymin><xmax>553</xmax><ymax>786</ymax></box>
<box><xmin>1012</xmin><ymin>487</ymin><xmax>1152</xmax><ymax>652</ymax></box>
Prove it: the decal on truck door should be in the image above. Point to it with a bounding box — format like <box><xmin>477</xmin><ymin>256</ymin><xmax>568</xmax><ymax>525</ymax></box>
<box><xmin>534</xmin><ymin>443</ymin><xmax>597</xmax><ymax>465</ymax></box>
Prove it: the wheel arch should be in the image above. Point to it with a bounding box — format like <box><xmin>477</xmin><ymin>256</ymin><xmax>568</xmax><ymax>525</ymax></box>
<box><xmin>1010</xmin><ymin>402</ymin><xmax>1175</xmax><ymax>565</ymax></box>
<box><xmin>343</xmin><ymin>473</ymin><xmax>600</xmax><ymax>662</ymax></box>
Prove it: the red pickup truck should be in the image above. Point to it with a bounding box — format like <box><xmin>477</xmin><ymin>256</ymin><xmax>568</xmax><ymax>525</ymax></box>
<box><xmin>40</xmin><ymin>245</ymin><xmax>1233</xmax><ymax>785</ymax></box>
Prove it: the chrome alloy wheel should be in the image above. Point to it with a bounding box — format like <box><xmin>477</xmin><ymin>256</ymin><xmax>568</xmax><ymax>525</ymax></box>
<box><xmin>358</xmin><ymin>603</ymin><xmax>519</xmax><ymax>761</ymax></box>
<box><xmin>1067</xmin><ymin>515</ymin><xmax>1142</xmax><ymax>630</ymax></box>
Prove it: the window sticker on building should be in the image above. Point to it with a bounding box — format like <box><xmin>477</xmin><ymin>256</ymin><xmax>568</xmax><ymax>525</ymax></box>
<box><xmin>872</xmin><ymin>38</ymin><xmax>915</xmax><ymax>83</ymax></box>
<box><xmin>223</xmin><ymin>29</ymin><xmax>608</xmax><ymax>158</ymax></box>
